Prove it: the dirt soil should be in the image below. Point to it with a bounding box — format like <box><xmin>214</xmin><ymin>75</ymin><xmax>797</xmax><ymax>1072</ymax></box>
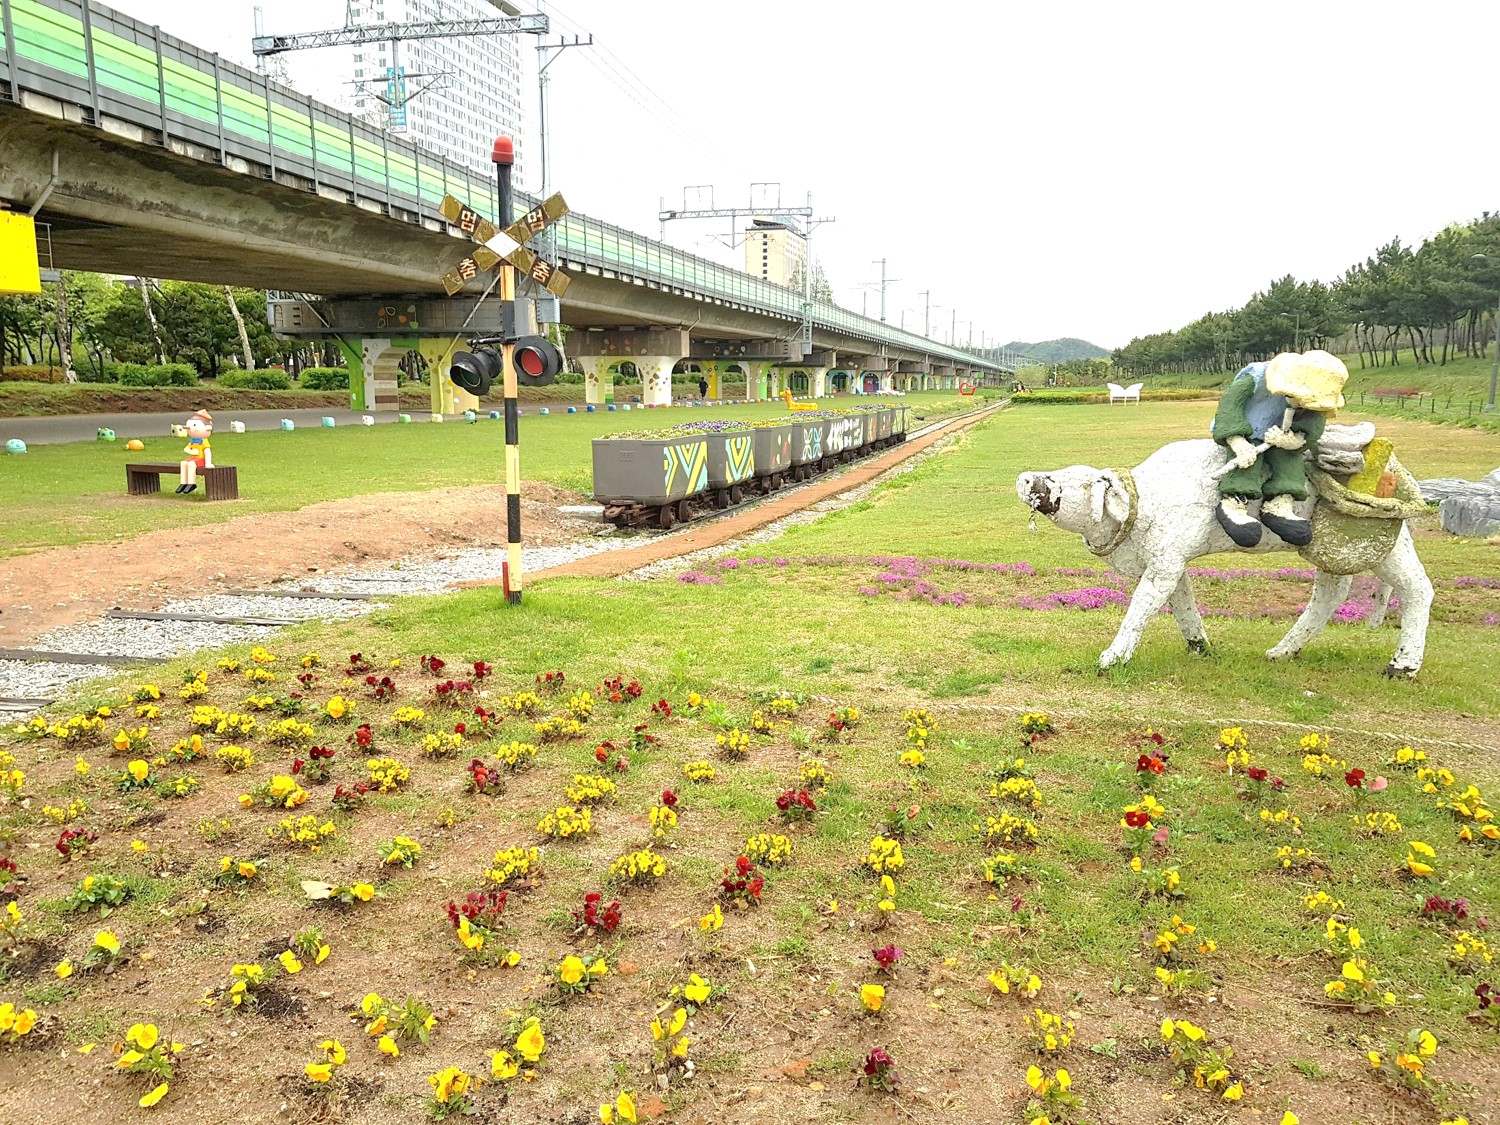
<box><xmin>0</xmin><ymin>481</ymin><xmax>599</xmax><ymax>648</ymax></box>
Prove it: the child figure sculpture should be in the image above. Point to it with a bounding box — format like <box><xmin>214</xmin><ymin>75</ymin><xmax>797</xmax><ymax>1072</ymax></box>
<box><xmin>1210</xmin><ymin>350</ymin><xmax>1347</xmax><ymax>548</ymax></box>
<box><xmin>177</xmin><ymin>409</ymin><xmax>213</xmax><ymax>494</ymax></box>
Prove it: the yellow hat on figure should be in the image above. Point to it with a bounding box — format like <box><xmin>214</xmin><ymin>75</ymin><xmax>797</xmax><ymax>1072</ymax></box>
<box><xmin>1265</xmin><ymin>350</ymin><xmax>1347</xmax><ymax>412</ymax></box>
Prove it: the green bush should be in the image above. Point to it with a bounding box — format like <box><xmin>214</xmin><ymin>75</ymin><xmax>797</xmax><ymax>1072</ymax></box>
<box><xmin>1010</xmin><ymin>388</ymin><xmax>1219</xmax><ymax>406</ymax></box>
<box><xmin>218</xmin><ymin>369</ymin><xmax>292</xmax><ymax>390</ymax></box>
<box><xmin>1</xmin><ymin>365</ymin><xmax>65</xmax><ymax>384</ymax></box>
<box><xmin>117</xmin><ymin>363</ymin><xmax>199</xmax><ymax>388</ymax></box>
<box><xmin>298</xmin><ymin>367</ymin><xmax>351</xmax><ymax>391</ymax></box>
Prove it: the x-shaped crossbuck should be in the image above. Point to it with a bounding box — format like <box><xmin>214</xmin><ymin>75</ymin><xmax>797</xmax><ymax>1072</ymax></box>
<box><xmin>437</xmin><ymin>192</ymin><xmax>572</xmax><ymax>298</ymax></box>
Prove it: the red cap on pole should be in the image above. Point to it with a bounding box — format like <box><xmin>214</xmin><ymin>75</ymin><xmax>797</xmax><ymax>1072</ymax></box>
<box><xmin>491</xmin><ymin>136</ymin><xmax>514</xmax><ymax>165</ymax></box>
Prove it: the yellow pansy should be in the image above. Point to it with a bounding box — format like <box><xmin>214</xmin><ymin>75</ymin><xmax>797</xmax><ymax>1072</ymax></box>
<box><xmin>127</xmin><ymin>1023</ymin><xmax>159</xmax><ymax>1050</ymax></box>
<box><xmin>54</xmin><ymin>959</ymin><xmax>74</xmax><ymax>979</ymax></box>
<box><xmin>96</xmin><ymin>930</ymin><xmax>121</xmax><ymax>954</ymax></box>
<box><xmin>377</xmin><ymin>1035</ymin><xmax>399</xmax><ymax>1057</ymax></box>
<box><xmin>305</xmin><ymin>1062</ymin><xmax>333</xmax><ymax>1083</ymax></box>
<box><xmin>1222</xmin><ymin>1083</ymin><xmax>1243</xmax><ymax>1101</ymax></box>
<box><xmin>321</xmin><ymin>1039</ymin><xmax>346</xmax><ymax>1065</ymax></box>
<box><xmin>491</xmin><ymin>1049</ymin><xmax>519</xmax><ymax>1081</ymax></box>
<box><xmin>139</xmin><ymin>1083</ymin><xmax>169</xmax><ymax>1108</ymax></box>
<box><xmin>558</xmin><ymin>955</ymin><xmax>585</xmax><ymax>985</ymax></box>
<box><xmin>278</xmin><ymin>951</ymin><xmax>302</xmax><ymax>974</ymax></box>
<box><xmin>514</xmin><ymin>1017</ymin><xmax>546</xmax><ymax>1062</ymax></box>
<box><xmin>683</xmin><ymin>974</ymin><xmax>711</xmax><ymax>1005</ymax></box>
<box><xmin>698</xmin><ymin>904</ymin><xmax>723</xmax><ymax>932</ymax></box>
<box><xmin>861</xmin><ymin>984</ymin><xmax>885</xmax><ymax>1012</ymax></box>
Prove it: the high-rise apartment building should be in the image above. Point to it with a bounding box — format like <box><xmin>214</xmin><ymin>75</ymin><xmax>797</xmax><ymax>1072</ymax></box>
<box><xmin>347</xmin><ymin>0</ymin><xmax>526</xmax><ymax>177</ymax></box>
<box><xmin>743</xmin><ymin>217</ymin><xmax>806</xmax><ymax>289</ymax></box>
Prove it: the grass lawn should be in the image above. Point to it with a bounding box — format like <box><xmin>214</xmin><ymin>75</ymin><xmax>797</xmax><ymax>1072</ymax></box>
<box><xmin>1</xmin><ymin>400</ymin><xmax>1496</xmax><ymax>1123</ymax></box>
<box><xmin>1136</xmin><ymin>350</ymin><xmax>1500</xmax><ymax>435</ymax></box>
<box><xmin>0</xmin><ymin>389</ymin><xmax>996</xmax><ymax>556</ymax></box>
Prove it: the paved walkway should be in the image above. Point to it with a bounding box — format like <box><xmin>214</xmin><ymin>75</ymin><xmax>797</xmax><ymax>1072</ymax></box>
<box><xmin>463</xmin><ymin>402</ymin><xmax>1005</xmax><ymax>589</ymax></box>
<box><xmin>1</xmin><ymin>397</ymin><xmax>757</xmax><ymax>445</ymax></box>
<box><xmin>2</xmin><ymin>407</ymin><xmax>460</xmax><ymax>445</ymax></box>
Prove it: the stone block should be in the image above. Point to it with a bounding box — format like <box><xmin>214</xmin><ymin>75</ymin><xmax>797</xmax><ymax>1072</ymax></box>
<box><xmin>1439</xmin><ymin>496</ymin><xmax>1500</xmax><ymax>539</ymax></box>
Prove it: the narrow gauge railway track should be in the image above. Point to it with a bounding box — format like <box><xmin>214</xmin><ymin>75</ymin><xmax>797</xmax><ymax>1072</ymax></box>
<box><xmin>598</xmin><ymin>402</ymin><xmax>997</xmax><ymax>531</ymax></box>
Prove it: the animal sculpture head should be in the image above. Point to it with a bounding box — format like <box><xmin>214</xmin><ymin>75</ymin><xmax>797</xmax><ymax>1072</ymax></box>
<box><xmin>1016</xmin><ymin>466</ymin><xmax>1132</xmax><ymax>549</ymax></box>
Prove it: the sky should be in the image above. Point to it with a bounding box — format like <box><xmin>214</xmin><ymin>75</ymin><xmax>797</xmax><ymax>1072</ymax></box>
<box><xmin>112</xmin><ymin>0</ymin><xmax>1500</xmax><ymax>350</ymax></box>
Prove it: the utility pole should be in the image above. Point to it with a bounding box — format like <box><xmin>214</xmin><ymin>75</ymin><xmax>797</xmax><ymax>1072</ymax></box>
<box><xmin>950</xmin><ymin>308</ymin><xmax>956</xmax><ymax>346</ymax></box>
<box><xmin>919</xmin><ymin>289</ymin><xmax>931</xmax><ymax>338</ymax></box>
<box><xmin>535</xmin><ymin>20</ymin><xmax>593</xmax><ymax>201</ymax></box>
<box><xmin>871</xmin><ymin>258</ymin><xmax>894</xmax><ymax>323</ymax></box>
<box><xmin>533</xmin><ymin>23</ymin><xmax>591</xmax><ymax>281</ymax></box>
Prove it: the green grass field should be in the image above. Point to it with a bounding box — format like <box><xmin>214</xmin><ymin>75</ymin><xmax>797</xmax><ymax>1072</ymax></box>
<box><xmin>0</xmin><ymin>390</ymin><xmax>996</xmax><ymax>556</ymax></box>
<box><xmin>1</xmin><ymin>399</ymin><xmax>1497</xmax><ymax>1123</ymax></box>
<box><xmin>1136</xmin><ymin>349</ymin><xmax>1500</xmax><ymax>434</ymax></box>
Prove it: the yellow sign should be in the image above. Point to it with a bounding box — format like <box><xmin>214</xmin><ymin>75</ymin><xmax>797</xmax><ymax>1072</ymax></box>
<box><xmin>0</xmin><ymin>213</ymin><xmax>43</xmax><ymax>295</ymax></box>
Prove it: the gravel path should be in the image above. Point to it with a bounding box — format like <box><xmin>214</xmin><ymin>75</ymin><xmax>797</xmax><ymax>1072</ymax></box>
<box><xmin>0</xmin><ymin>536</ymin><xmax>641</xmax><ymax>705</ymax></box>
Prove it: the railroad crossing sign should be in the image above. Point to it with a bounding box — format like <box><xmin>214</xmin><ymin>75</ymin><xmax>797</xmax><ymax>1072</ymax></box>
<box><xmin>438</xmin><ymin>193</ymin><xmax>572</xmax><ymax>298</ymax></box>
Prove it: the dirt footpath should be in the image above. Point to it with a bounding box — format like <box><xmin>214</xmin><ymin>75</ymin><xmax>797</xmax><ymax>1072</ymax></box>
<box><xmin>0</xmin><ymin>481</ymin><xmax>596</xmax><ymax>647</ymax></box>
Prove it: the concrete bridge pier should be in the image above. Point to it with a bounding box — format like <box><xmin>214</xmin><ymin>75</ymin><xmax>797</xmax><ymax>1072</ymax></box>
<box><xmin>339</xmin><ymin>337</ymin><xmax>474</xmax><ymax>414</ymax></box>
<box><xmin>742</xmin><ymin>360</ymin><xmax>775</xmax><ymax>402</ymax></box>
<box><xmin>578</xmin><ymin>356</ymin><xmax>618</xmax><ymax>406</ymax></box>
<box><xmin>634</xmin><ymin>357</ymin><xmax>678</xmax><ymax>407</ymax></box>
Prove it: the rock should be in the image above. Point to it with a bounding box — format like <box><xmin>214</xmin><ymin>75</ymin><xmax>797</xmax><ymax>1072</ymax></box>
<box><xmin>1418</xmin><ymin>466</ymin><xmax>1500</xmax><ymax>504</ymax></box>
<box><xmin>1439</xmin><ymin>496</ymin><xmax>1500</xmax><ymax>538</ymax></box>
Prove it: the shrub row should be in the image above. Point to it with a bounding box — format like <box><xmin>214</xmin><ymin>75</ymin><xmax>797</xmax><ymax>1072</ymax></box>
<box><xmin>217</xmin><ymin>369</ymin><xmax>292</xmax><ymax>390</ymax></box>
<box><xmin>0</xmin><ymin>365</ymin><xmax>66</xmax><ymax>384</ymax></box>
<box><xmin>116</xmin><ymin>363</ymin><xmax>199</xmax><ymax>387</ymax></box>
<box><xmin>298</xmin><ymin>367</ymin><xmax>351</xmax><ymax>391</ymax></box>
<box><xmin>1009</xmin><ymin>388</ymin><xmax>1220</xmax><ymax>405</ymax></box>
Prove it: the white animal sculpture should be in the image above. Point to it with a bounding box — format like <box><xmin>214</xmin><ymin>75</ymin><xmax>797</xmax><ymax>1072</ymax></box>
<box><xmin>1016</xmin><ymin>437</ymin><xmax>1434</xmax><ymax>677</ymax></box>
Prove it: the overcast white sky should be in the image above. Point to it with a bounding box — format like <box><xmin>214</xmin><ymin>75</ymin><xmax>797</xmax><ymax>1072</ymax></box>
<box><xmin>115</xmin><ymin>0</ymin><xmax>1500</xmax><ymax>349</ymax></box>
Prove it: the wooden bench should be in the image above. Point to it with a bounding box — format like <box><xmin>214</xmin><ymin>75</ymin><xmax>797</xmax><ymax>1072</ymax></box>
<box><xmin>126</xmin><ymin>462</ymin><xmax>239</xmax><ymax>501</ymax></box>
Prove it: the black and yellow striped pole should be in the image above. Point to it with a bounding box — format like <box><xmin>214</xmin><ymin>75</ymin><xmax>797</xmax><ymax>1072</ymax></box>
<box><xmin>492</xmin><ymin>136</ymin><xmax>523</xmax><ymax>606</ymax></box>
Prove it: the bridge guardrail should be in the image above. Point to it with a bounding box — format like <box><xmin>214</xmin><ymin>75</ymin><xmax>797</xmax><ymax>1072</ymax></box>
<box><xmin>1</xmin><ymin>0</ymin><xmax>1001</xmax><ymax>370</ymax></box>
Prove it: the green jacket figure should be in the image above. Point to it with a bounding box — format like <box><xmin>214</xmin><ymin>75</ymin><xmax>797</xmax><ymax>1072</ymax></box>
<box><xmin>1209</xmin><ymin>350</ymin><xmax>1347</xmax><ymax>548</ymax></box>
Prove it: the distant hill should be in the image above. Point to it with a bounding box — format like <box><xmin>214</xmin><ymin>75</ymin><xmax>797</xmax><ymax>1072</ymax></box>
<box><xmin>1003</xmin><ymin>338</ymin><xmax>1111</xmax><ymax>363</ymax></box>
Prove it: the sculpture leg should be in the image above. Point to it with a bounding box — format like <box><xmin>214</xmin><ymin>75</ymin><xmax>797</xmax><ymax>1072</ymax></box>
<box><xmin>1166</xmin><ymin>574</ymin><xmax>1210</xmax><ymax>653</ymax></box>
<box><xmin>1365</xmin><ymin>582</ymin><xmax>1394</xmax><ymax>629</ymax></box>
<box><xmin>1267</xmin><ymin>571</ymin><xmax>1350</xmax><ymax>661</ymax></box>
<box><xmin>1375</xmin><ymin>528</ymin><xmax>1432</xmax><ymax>677</ymax></box>
<box><xmin>1100</xmin><ymin>567</ymin><xmax>1183</xmax><ymax>669</ymax></box>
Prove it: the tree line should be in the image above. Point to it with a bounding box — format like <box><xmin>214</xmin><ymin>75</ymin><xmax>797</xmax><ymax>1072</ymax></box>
<box><xmin>0</xmin><ymin>274</ymin><xmax>347</xmax><ymax>382</ymax></box>
<box><xmin>1113</xmin><ymin>212</ymin><xmax>1500</xmax><ymax>377</ymax></box>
